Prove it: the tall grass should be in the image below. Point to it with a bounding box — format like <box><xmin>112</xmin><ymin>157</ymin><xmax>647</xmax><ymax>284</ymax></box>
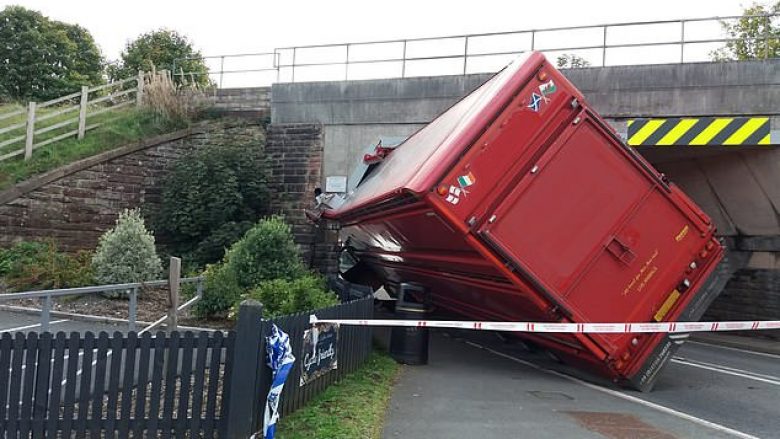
<box><xmin>142</xmin><ymin>68</ymin><xmax>210</xmax><ymax>124</ymax></box>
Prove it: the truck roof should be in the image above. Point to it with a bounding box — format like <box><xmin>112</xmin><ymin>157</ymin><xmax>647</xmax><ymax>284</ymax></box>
<box><xmin>329</xmin><ymin>52</ymin><xmax>545</xmax><ymax>216</ymax></box>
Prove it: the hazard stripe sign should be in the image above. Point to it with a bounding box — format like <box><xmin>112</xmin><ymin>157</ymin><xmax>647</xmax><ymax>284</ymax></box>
<box><xmin>627</xmin><ymin>117</ymin><xmax>771</xmax><ymax>146</ymax></box>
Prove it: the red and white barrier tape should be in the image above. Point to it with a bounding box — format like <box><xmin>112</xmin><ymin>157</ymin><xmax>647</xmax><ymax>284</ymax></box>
<box><xmin>308</xmin><ymin>316</ymin><xmax>780</xmax><ymax>333</ymax></box>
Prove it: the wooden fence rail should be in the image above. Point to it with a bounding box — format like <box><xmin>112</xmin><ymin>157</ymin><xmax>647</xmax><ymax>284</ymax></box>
<box><xmin>0</xmin><ymin>71</ymin><xmax>145</xmax><ymax>163</ymax></box>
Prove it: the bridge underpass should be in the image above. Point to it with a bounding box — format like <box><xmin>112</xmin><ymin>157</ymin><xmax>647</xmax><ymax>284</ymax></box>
<box><xmin>218</xmin><ymin>58</ymin><xmax>780</xmax><ymax>324</ymax></box>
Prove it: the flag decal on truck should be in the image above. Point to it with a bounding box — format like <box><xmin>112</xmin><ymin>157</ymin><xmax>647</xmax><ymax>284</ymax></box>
<box><xmin>527</xmin><ymin>93</ymin><xmax>543</xmax><ymax>112</ymax></box>
<box><xmin>539</xmin><ymin>80</ymin><xmax>557</xmax><ymax>101</ymax></box>
<box><xmin>458</xmin><ymin>172</ymin><xmax>476</xmax><ymax>188</ymax></box>
<box><xmin>627</xmin><ymin>117</ymin><xmax>771</xmax><ymax>146</ymax></box>
<box><xmin>445</xmin><ymin>186</ymin><xmax>462</xmax><ymax>205</ymax></box>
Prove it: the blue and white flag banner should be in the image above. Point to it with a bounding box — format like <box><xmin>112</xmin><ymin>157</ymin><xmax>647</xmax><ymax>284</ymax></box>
<box><xmin>262</xmin><ymin>323</ymin><xmax>295</xmax><ymax>439</ymax></box>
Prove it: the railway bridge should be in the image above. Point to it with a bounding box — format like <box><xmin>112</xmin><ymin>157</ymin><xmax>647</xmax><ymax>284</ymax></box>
<box><xmin>215</xmin><ymin>58</ymin><xmax>780</xmax><ymax>323</ymax></box>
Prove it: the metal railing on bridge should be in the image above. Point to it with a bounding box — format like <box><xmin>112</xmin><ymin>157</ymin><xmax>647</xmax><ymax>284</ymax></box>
<box><xmin>174</xmin><ymin>14</ymin><xmax>779</xmax><ymax>88</ymax></box>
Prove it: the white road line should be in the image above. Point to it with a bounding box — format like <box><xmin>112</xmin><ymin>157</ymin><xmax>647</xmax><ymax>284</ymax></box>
<box><xmin>671</xmin><ymin>357</ymin><xmax>780</xmax><ymax>386</ymax></box>
<box><xmin>464</xmin><ymin>340</ymin><xmax>759</xmax><ymax>439</ymax></box>
<box><xmin>687</xmin><ymin>341</ymin><xmax>780</xmax><ymax>360</ymax></box>
<box><xmin>0</xmin><ymin>319</ymin><xmax>69</xmax><ymax>333</ymax></box>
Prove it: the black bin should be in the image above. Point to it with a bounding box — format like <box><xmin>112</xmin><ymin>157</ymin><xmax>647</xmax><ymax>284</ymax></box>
<box><xmin>390</xmin><ymin>283</ymin><xmax>430</xmax><ymax>365</ymax></box>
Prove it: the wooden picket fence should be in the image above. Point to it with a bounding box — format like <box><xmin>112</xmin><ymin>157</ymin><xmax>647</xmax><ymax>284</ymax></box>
<box><xmin>0</xmin><ymin>296</ymin><xmax>375</xmax><ymax>438</ymax></box>
<box><xmin>0</xmin><ymin>330</ymin><xmax>234</xmax><ymax>438</ymax></box>
<box><xmin>269</xmin><ymin>297</ymin><xmax>374</xmax><ymax>417</ymax></box>
<box><xmin>0</xmin><ymin>71</ymin><xmax>145</xmax><ymax>163</ymax></box>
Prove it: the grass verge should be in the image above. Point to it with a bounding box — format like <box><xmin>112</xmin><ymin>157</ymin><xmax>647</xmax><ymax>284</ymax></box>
<box><xmin>276</xmin><ymin>350</ymin><xmax>400</xmax><ymax>439</ymax></box>
<box><xmin>0</xmin><ymin>109</ymin><xmax>185</xmax><ymax>190</ymax></box>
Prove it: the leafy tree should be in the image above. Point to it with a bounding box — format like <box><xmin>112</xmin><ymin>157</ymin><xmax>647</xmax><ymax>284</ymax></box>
<box><xmin>712</xmin><ymin>2</ymin><xmax>779</xmax><ymax>61</ymax></box>
<box><xmin>0</xmin><ymin>6</ymin><xmax>103</xmax><ymax>101</ymax></box>
<box><xmin>152</xmin><ymin>136</ymin><xmax>270</xmax><ymax>267</ymax></box>
<box><xmin>111</xmin><ymin>29</ymin><xmax>210</xmax><ymax>86</ymax></box>
<box><xmin>556</xmin><ymin>53</ymin><xmax>591</xmax><ymax>69</ymax></box>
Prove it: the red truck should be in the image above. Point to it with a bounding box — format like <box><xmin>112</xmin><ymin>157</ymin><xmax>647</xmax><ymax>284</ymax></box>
<box><xmin>322</xmin><ymin>52</ymin><xmax>727</xmax><ymax>391</ymax></box>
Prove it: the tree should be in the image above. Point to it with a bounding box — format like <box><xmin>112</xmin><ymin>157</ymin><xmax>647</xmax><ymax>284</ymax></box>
<box><xmin>0</xmin><ymin>6</ymin><xmax>103</xmax><ymax>101</ymax></box>
<box><xmin>711</xmin><ymin>2</ymin><xmax>779</xmax><ymax>61</ymax></box>
<box><xmin>91</xmin><ymin>209</ymin><xmax>162</xmax><ymax>285</ymax></box>
<box><xmin>556</xmin><ymin>53</ymin><xmax>591</xmax><ymax>69</ymax></box>
<box><xmin>152</xmin><ymin>138</ymin><xmax>271</xmax><ymax>267</ymax></box>
<box><xmin>111</xmin><ymin>29</ymin><xmax>210</xmax><ymax>86</ymax></box>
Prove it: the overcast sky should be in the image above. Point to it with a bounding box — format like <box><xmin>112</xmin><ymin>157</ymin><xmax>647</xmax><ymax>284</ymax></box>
<box><xmin>3</xmin><ymin>0</ymin><xmax>753</xmax><ymax>59</ymax></box>
<box><xmin>1</xmin><ymin>0</ymin><xmax>759</xmax><ymax>86</ymax></box>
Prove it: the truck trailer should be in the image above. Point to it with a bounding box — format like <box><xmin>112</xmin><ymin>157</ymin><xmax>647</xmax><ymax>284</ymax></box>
<box><xmin>322</xmin><ymin>52</ymin><xmax>727</xmax><ymax>391</ymax></box>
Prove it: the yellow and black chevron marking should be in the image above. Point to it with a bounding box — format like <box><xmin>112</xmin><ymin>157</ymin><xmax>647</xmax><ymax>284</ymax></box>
<box><xmin>627</xmin><ymin>117</ymin><xmax>771</xmax><ymax>146</ymax></box>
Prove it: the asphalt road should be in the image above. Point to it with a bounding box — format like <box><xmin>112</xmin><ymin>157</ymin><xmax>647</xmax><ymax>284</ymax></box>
<box><xmin>384</xmin><ymin>330</ymin><xmax>780</xmax><ymax>439</ymax></box>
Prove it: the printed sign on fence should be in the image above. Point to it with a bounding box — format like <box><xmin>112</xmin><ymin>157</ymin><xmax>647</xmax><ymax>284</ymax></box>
<box><xmin>300</xmin><ymin>322</ymin><xmax>339</xmax><ymax>386</ymax></box>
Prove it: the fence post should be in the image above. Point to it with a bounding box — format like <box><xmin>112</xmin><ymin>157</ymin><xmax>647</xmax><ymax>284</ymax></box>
<box><xmin>463</xmin><ymin>36</ymin><xmax>469</xmax><ymax>75</ymax></box>
<box><xmin>129</xmin><ymin>287</ymin><xmax>138</xmax><ymax>332</ymax></box>
<box><xmin>225</xmin><ymin>300</ymin><xmax>267</xmax><ymax>439</ymax></box>
<box><xmin>41</xmin><ymin>294</ymin><xmax>51</xmax><ymax>332</ymax></box>
<box><xmin>764</xmin><ymin>13</ymin><xmax>771</xmax><ymax>60</ymax></box>
<box><xmin>136</xmin><ymin>70</ymin><xmax>145</xmax><ymax>107</ymax></box>
<box><xmin>77</xmin><ymin>85</ymin><xmax>89</xmax><ymax>140</ymax></box>
<box><xmin>219</xmin><ymin>56</ymin><xmax>225</xmax><ymax>89</ymax></box>
<box><xmin>167</xmin><ymin>257</ymin><xmax>181</xmax><ymax>331</ymax></box>
<box><xmin>24</xmin><ymin>101</ymin><xmax>36</xmax><ymax>160</ymax></box>
<box><xmin>401</xmin><ymin>40</ymin><xmax>407</xmax><ymax>78</ymax></box>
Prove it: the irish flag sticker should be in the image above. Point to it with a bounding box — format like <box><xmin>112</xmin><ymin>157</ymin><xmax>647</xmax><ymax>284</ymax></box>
<box><xmin>458</xmin><ymin>172</ymin><xmax>475</xmax><ymax>188</ymax></box>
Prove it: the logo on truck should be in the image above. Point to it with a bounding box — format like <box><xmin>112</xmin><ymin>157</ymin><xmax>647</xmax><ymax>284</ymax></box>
<box><xmin>539</xmin><ymin>80</ymin><xmax>557</xmax><ymax>101</ymax></box>
<box><xmin>528</xmin><ymin>79</ymin><xmax>557</xmax><ymax>112</ymax></box>
<box><xmin>445</xmin><ymin>186</ymin><xmax>462</xmax><ymax>205</ymax></box>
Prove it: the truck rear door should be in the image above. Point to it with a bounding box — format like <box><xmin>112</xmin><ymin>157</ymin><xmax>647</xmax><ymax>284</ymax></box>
<box><xmin>479</xmin><ymin>111</ymin><xmax>710</xmax><ymax>354</ymax></box>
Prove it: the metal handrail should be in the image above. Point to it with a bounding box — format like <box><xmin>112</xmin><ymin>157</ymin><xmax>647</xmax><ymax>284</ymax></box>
<box><xmin>0</xmin><ymin>276</ymin><xmax>202</xmax><ymax>301</ymax></box>
<box><xmin>175</xmin><ymin>14</ymin><xmax>779</xmax><ymax>87</ymax></box>
<box><xmin>0</xmin><ymin>276</ymin><xmax>204</xmax><ymax>332</ymax></box>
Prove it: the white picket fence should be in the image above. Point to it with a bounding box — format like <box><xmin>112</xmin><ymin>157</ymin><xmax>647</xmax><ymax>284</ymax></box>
<box><xmin>0</xmin><ymin>71</ymin><xmax>146</xmax><ymax>163</ymax></box>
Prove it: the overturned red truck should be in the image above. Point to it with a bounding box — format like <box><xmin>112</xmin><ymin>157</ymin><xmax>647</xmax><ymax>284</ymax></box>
<box><xmin>322</xmin><ymin>52</ymin><xmax>727</xmax><ymax>391</ymax></box>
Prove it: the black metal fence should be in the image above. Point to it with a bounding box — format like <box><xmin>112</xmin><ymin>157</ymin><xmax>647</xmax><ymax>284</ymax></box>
<box><xmin>0</xmin><ymin>296</ymin><xmax>375</xmax><ymax>438</ymax></box>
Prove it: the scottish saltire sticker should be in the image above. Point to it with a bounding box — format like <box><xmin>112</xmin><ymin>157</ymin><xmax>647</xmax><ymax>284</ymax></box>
<box><xmin>457</xmin><ymin>172</ymin><xmax>475</xmax><ymax>188</ymax></box>
<box><xmin>445</xmin><ymin>186</ymin><xmax>462</xmax><ymax>205</ymax></box>
<box><xmin>527</xmin><ymin>93</ymin><xmax>542</xmax><ymax>112</ymax></box>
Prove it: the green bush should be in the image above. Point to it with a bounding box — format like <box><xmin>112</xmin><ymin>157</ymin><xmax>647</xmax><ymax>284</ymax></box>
<box><xmin>195</xmin><ymin>263</ymin><xmax>243</xmax><ymax>318</ymax></box>
<box><xmin>152</xmin><ymin>137</ymin><xmax>270</xmax><ymax>267</ymax></box>
<box><xmin>226</xmin><ymin>216</ymin><xmax>306</xmax><ymax>289</ymax></box>
<box><xmin>92</xmin><ymin>209</ymin><xmax>162</xmax><ymax>285</ymax></box>
<box><xmin>235</xmin><ymin>275</ymin><xmax>339</xmax><ymax>318</ymax></box>
<box><xmin>195</xmin><ymin>216</ymin><xmax>329</xmax><ymax>319</ymax></box>
<box><xmin>0</xmin><ymin>240</ymin><xmax>94</xmax><ymax>291</ymax></box>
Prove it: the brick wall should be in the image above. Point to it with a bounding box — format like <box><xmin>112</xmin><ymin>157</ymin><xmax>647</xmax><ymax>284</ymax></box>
<box><xmin>264</xmin><ymin>123</ymin><xmax>340</xmax><ymax>276</ymax></box>
<box><xmin>704</xmin><ymin>251</ymin><xmax>780</xmax><ymax>338</ymax></box>
<box><xmin>0</xmin><ymin>121</ymin><xmax>266</xmax><ymax>252</ymax></box>
<box><xmin>213</xmin><ymin>87</ymin><xmax>271</xmax><ymax>118</ymax></box>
